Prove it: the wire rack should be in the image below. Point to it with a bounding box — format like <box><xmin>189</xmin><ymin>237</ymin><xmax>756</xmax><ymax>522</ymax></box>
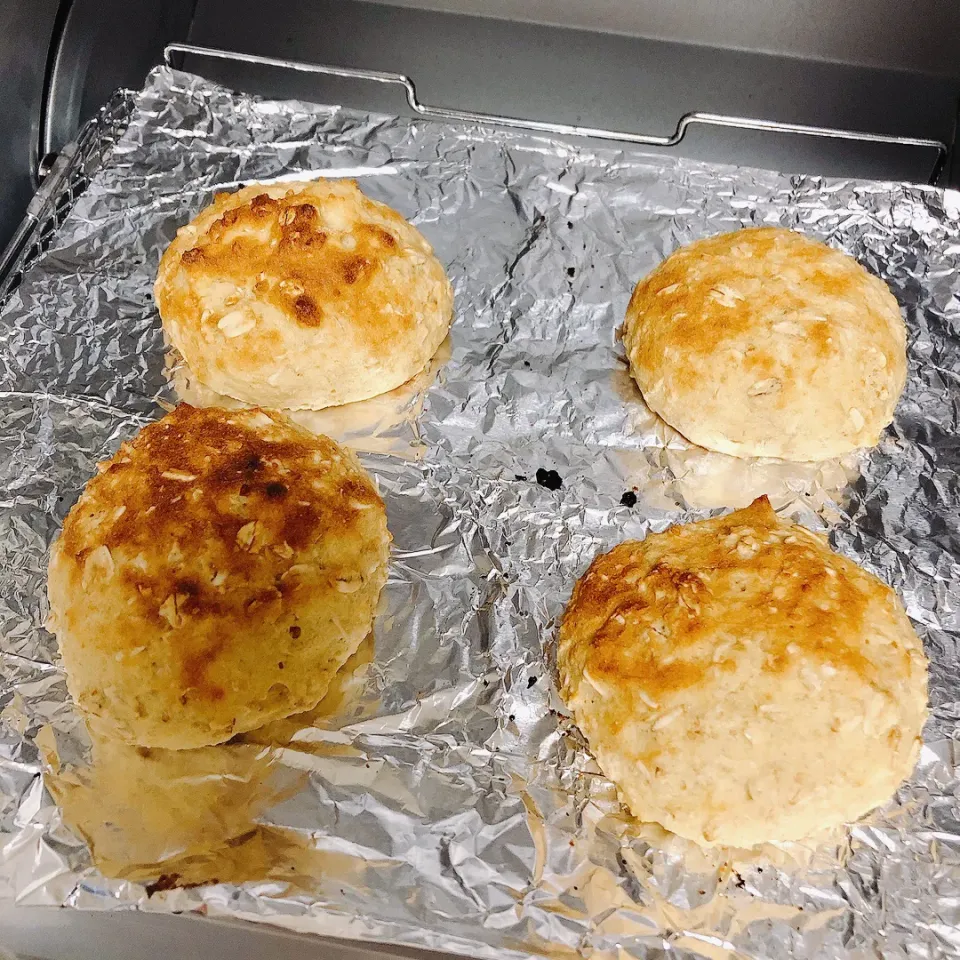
<box><xmin>163</xmin><ymin>43</ymin><xmax>950</xmax><ymax>183</ymax></box>
<box><xmin>0</xmin><ymin>43</ymin><xmax>950</xmax><ymax>305</ymax></box>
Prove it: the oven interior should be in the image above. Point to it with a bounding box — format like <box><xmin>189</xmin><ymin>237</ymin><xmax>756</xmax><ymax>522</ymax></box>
<box><xmin>1</xmin><ymin>1</ymin><xmax>958</xmax><ymax>957</ymax></box>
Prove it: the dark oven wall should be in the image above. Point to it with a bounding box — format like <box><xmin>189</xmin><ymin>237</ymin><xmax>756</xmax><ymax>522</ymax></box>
<box><xmin>0</xmin><ymin>0</ymin><xmax>61</xmax><ymax>253</ymax></box>
<box><xmin>0</xmin><ymin>0</ymin><xmax>195</xmax><ymax>253</ymax></box>
<box><xmin>185</xmin><ymin>0</ymin><xmax>960</xmax><ymax>187</ymax></box>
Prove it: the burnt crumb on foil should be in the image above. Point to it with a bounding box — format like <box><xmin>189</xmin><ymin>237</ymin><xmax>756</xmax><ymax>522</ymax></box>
<box><xmin>535</xmin><ymin>468</ymin><xmax>563</xmax><ymax>491</ymax></box>
<box><xmin>620</xmin><ymin>491</ymin><xmax>638</xmax><ymax>508</ymax></box>
<box><xmin>146</xmin><ymin>874</ymin><xmax>185</xmax><ymax>895</ymax></box>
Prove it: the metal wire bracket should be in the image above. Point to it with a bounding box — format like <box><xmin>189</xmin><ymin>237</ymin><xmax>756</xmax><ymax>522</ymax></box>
<box><xmin>164</xmin><ymin>42</ymin><xmax>949</xmax><ymax>185</ymax></box>
<box><xmin>0</xmin><ymin>90</ymin><xmax>137</xmax><ymax>305</ymax></box>
<box><xmin>0</xmin><ymin>42</ymin><xmax>950</xmax><ymax>304</ymax></box>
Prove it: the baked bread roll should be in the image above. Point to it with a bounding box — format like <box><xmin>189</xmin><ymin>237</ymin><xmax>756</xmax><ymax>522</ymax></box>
<box><xmin>47</xmin><ymin>404</ymin><xmax>390</xmax><ymax>749</ymax></box>
<box><xmin>558</xmin><ymin>498</ymin><xmax>927</xmax><ymax>847</ymax></box>
<box><xmin>623</xmin><ymin>227</ymin><xmax>906</xmax><ymax>461</ymax></box>
<box><xmin>155</xmin><ymin>179</ymin><xmax>453</xmax><ymax>410</ymax></box>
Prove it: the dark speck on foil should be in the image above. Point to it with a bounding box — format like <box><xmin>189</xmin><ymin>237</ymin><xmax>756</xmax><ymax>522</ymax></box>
<box><xmin>146</xmin><ymin>874</ymin><xmax>185</xmax><ymax>895</ymax></box>
<box><xmin>535</xmin><ymin>468</ymin><xmax>562</xmax><ymax>490</ymax></box>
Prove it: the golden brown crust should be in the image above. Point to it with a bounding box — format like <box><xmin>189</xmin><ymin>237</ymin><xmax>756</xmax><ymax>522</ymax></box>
<box><xmin>559</xmin><ymin>498</ymin><xmax>928</xmax><ymax>847</ymax></box>
<box><xmin>622</xmin><ymin>227</ymin><xmax>907</xmax><ymax>461</ymax></box>
<box><xmin>563</xmin><ymin>498</ymin><xmax>876</xmax><ymax>703</ymax></box>
<box><xmin>48</xmin><ymin>404</ymin><xmax>390</xmax><ymax>748</ymax></box>
<box><xmin>155</xmin><ymin>180</ymin><xmax>453</xmax><ymax>410</ymax></box>
<box><xmin>174</xmin><ymin>189</ymin><xmax>401</xmax><ymax>333</ymax></box>
<box><xmin>61</xmin><ymin>404</ymin><xmax>379</xmax><ymax>610</ymax></box>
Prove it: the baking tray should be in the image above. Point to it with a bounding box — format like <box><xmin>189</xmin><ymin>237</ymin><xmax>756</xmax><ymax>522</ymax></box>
<box><xmin>2</xmin><ymin>62</ymin><xmax>960</xmax><ymax>960</ymax></box>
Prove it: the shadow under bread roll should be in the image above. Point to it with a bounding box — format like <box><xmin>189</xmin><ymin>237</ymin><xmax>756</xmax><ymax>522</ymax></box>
<box><xmin>40</xmin><ymin>634</ymin><xmax>375</xmax><ymax>888</ymax></box>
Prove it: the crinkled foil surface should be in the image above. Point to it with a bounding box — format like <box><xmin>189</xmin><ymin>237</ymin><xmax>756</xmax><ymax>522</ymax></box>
<box><xmin>2</xmin><ymin>66</ymin><xmax>960</xmax><ymax>960</ymax></box>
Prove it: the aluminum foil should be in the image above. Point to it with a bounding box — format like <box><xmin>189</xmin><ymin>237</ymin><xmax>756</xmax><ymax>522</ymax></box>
<box><xmin>2</xmin><ymin>65</ymin><xmax>960</xmax><ymax>959</ymax></box>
